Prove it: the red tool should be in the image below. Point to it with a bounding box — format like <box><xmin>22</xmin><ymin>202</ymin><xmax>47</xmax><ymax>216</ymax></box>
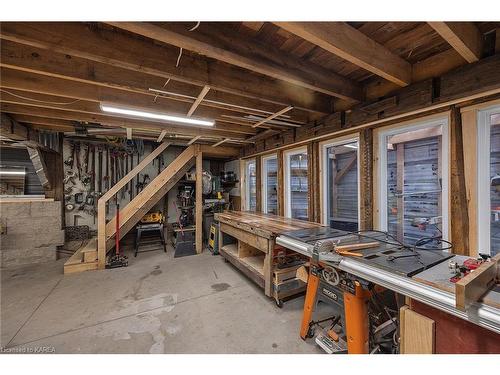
<box><xmin>449</xmin><ymin>258</ymin><xmax>484</xmax><ymax>283</ymax></box>
<box><xmin>106</xmin><ymin>196</ymin><xmax>128</xmax><ymax>269</ymax></box>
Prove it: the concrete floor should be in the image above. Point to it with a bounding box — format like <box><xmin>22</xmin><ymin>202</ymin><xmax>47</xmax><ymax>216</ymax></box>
<box><xmin>1</xmin><ymin>243</ymin><xmax>325</xmax><ymax>354</ymax></box>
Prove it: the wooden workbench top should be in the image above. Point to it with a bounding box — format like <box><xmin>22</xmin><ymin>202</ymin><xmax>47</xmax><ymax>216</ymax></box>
<box><xmin>215</xmin><ymin>211</ymin><xmax>323</xmax><ymax>239</ymax></box>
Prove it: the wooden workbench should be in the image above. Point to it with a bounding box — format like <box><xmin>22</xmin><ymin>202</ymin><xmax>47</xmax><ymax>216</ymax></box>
<box><xmin>215</xmin><ymin>211</ymin><xmax>323</xmax><ymax>305</ymax></box>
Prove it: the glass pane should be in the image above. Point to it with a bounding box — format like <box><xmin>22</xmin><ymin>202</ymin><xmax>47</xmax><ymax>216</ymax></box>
<box><xmin>265</xmin><ymin>157</ymin><xmax>278</xmax><ymax>214</ymax></box>
<box><xmin>386</xmin><ymin>126</ymin><xmax>443</xmax><ymax>246</ymax></box>
<box><xmin>490</xmin><ymin>114</ymin><xmax>500</xmax><ymax>256</ymax></box>
<box><xmin>247</xmin><ymin>161</ymin><xmax>256</xmax><ymax>211</ymax></box>
<box><xmin>289</xmin><ymin>152</ymin><xmax>308</xmax><ymax>220</ymax></box>
<box><xmin>326</xmin><ymin>142</ymin><xmax>358</xmax><ymax>231</ymax></box>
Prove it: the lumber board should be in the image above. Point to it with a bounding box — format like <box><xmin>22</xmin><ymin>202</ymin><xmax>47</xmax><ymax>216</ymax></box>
<box><xmin>219</xmin><ymin>222</ymin><xmax>269</xmax><ymax>253</ymax></box>
<box><xmin>400</xmin><ymin>307</ymin><xmax>435</xmax><ymax>354</ymax></box>
<box><xmin>195</xmin><ymin>146</ymin><xmax>203</xmax><ymax>253</ymax></box>
<box><xmin>455</xmin><ymin>254</ymin><xmax>500</xmax><ymax>311</ymax></box>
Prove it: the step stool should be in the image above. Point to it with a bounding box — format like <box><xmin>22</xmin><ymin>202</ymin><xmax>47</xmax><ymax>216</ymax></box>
<box><xmin>134</xmin><ymin>222</ymin><xmax>167</xmax><ymax>257</ymax></box>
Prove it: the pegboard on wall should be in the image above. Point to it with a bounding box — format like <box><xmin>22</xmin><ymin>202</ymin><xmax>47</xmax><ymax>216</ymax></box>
<box><xmin>62</xmin><ymin>137</ymin><xmax>184</xmax><ymax>231</ymax></box>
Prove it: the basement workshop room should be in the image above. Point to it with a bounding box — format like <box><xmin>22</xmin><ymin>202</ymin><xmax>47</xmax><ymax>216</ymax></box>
<box><xmin>1</xmin><ymin>3</ymin><xmax>500</xmax><ymax>369</ymax></box>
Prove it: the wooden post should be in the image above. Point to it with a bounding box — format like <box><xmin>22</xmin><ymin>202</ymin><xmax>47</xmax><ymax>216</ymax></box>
<box><xmin>277</xmin><ymin>149</ymin><xmax>284</xmax><ymax>216</ymax></box>
<box><xmin>255</xmin><ymin>155</ymin><xmax>262</xmax><ymax>212</ymax></box>
<box><xmin>310</xmin><ymin>141</ymin><xmax>321</xmax><ymax>223</ymax></box>
<box><xmin>396</xmin><ymin>143</ymin><xmax>405</xmax><ymax>242</ymax></box>
<box><xmin>450</xmin><ymin>106</ymin><xmax>470</xmax><ymax>255</ymax></box>
<box><xmin>359</xmin><ymin>129</ymin><xmax>373</xmax><ymax>231</ymax></box>
<box><xmin>196</xmin><ymin>145</ymin><xmax>203</xmax><ymax>253</ymax></box>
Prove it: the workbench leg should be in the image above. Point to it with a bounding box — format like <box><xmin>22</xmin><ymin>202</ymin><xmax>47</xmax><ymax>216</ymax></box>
<box><xmin>300</xmin><ymin>265</ymin><xmax>320</xmax><ymax>340</ymax></box>
<box><xmin>263</xmin><ymin>240</ymin><xmax>273</xmax><ymax>297</ymax></box>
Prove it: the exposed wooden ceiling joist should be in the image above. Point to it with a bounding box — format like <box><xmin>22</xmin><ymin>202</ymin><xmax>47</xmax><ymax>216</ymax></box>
<box><xmin>0</xmin><ymin>39</ymin><xmax>317</xmax><ymax>124</ymax></box>
<box><xmin>106</xmin><ymin>22</ymin><xmax>364</xmax><ymax>101</ymax></box>
<box><xmin>0</xmin><ymin>102</ymin><xmax>249</xmax><ymax>140</ymax></box>
<box><xmin>187</xmin><ymin>135</ymin><xmax>202</xmax><ymax>145</ymax></box>
<box><xmin>428</xmin><ymin>22</ymin><xmax>482</xmax><ymax>63</ymax></box>
<box><xmin>275</xmin><ymin>22</ymin><xmax>412</xmax><ymax>87</ymax></box>
<box><xmin>0</xmin><ymin>22</ymin><xmax>332</xmax><ymax>114</ymax></box>
<box><xmin>0</xmin><ymin>69</ymin><xmax>257</xmax><ymax>136</ymax></box>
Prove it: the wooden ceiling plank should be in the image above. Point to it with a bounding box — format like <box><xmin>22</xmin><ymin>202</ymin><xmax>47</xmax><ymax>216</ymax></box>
<box><xmin>0</xmin><ymin>22</ymin><xmax>331</xmax><ymax>114</ymax></box>
<box><xmin>106</xmin><ymin>22</ymin><xmax>363</xmax><ymax>101</ymax></box>
<box><xmin>252</xmin><ymin>106</ymin><xmax>294</xmax><ymax>128</ymax></box>
<box><xmin>428</xmin><ymin>22</ymin><xmax>482</xmax><ymax>63</ymax></box>
<box><xmin>187</xmin><ymin>85</ymin><xmax>210</xmax><ymax>117</ymax></box>
<box><xmin>275</xmin><ymin>22</ymin><xmax>412</xmax><ymax>86</ymax></box>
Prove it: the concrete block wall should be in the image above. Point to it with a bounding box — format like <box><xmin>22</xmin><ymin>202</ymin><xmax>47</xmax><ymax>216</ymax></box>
<box><xmin>0</xmin><ymin>200</ymin><xmax>64</xmax><ymax>268</ymax></box>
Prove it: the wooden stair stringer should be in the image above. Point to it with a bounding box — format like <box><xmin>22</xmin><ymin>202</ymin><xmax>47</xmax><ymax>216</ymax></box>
<box><xmin>104</xmin><ymin>145</ymin><xmax>197</xmax><ymax>251</ymax></box>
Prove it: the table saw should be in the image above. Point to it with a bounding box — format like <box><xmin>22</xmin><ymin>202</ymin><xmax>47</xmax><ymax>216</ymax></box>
<box><xmin>276</xmin><ymin>226</ymin><xmax>500</xmax><ymax>353</ymax></box>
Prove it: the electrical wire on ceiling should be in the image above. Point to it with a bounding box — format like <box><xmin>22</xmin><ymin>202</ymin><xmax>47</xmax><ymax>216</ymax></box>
<box><xmin>153</xmin><ymin>78</ymin><xmax>172</xmax><ymax>103</ymax></box>
<box><xmin>0</xmin><ymin>88</ymin><xmax>82</xmax><ymax>106</ymax></box>
<box><xmin>152</xmin><ymin>22</ymin><xmax>200</xmax><ymax>104</ymax></box>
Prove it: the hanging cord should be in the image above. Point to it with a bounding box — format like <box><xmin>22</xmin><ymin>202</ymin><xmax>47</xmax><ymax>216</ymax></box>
<box><xmin>0</xmin><ymin>88</ymin><xmax>81</xmax><ymax>105</ymax></box>
<box><xmin>189</xmin><ymin>22</ymin><xmax>201</xmax><ymax>31</ymax></box>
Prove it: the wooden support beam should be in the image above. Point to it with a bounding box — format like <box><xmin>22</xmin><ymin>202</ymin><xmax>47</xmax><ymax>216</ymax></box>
<box><xmin>0</xmin><ymin>39</ymin><xmax>317</xmax><ymax>123</ymax></box>
<box><xmin>0</xmin><ymin>70</ymin><xmax>256</xmax><ymax>136</ymax></box>
<box><xmin>0</xmin><ymin>22</ymin><xmax>332</xmax><ymax>114</ymax></box>
<box><xmin>187</xmin><ymin>85</ymin><xmax>210</xmax><ymax>117</ymax></box>
<box><xmin>157</xmin><ymin>130</ymin><xmax>167</xmax><ymax>142</ymax></box>
<box><xmin>276</xmin><ymin>22</ymin><xmax>412</xmax><ymax>86</ymax></box>
<box><xmin>195</xmin><ymin>146</ymin><xmax>203</xmax><ymax>253</ymax></box>
<box><xmin>187</xmin><ymin>135</ymin><xmax>201</xmax><ymax>145</ymax></box>
<box><xmin>428</xmin><ymin>22</ymin><xmax>482</xmax><ymax>63</ymax></box>
<box><xmin>0</xmin><ymin>102</ymin><xmax>250</xmax><ymax>140</ymax></box>
<box><xmin>449</xmin><ymin>106</ymin><xmax>469</xmax><ymax>255</ymax></box>
<box><xmin>107</xmin><ymin>22</ymin><xmax>363</xmax><ymax>101</ymax></box>
<box><xmin>252</xmin><ymin>106</ymin><xmax>294</xmax><ymax>128</ymax></box>
<box><xmin>0</xmin><ymin>112</ymin><xmax>39</xmax><ymax>143</ymax></box>
<box><xmin>359</xmin><ymin>129</ymin><xmax>373</xmax><ymax>231</ymax></box>
<box><xmin>242</xmin><ymin>53</ymin><xmax>500</xmax><ymax>157</ymax></box>
<box><xmin>211</xmin><ymin>138</ymin><xmax>228</xmax><ymax>148</ymax></box>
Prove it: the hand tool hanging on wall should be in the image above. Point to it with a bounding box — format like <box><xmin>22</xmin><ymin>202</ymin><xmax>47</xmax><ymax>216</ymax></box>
<box><xmin>97</xmin><ymin>146</ymin><xmax>103</xmax><ymax>193</ymax></box>
<box><xmin>90</xmin><ymin>145</ymin><xmax>96</xmax><ymax>192</ymax></box>
<box><xmin>136</xmin><ymin>152</ymin><xmax>140</xmax><ymax>197</ymax></box>
<box><xmin>103</xmin><ymin>146</ymin><xmax>109</xmax><ymax>191</ymax></box>
<box><xmin>64</xmin><ymin>141</ymin><xmax>76</xmax><ymax>168</ymax></box>
<box><xmin>129</xmin><ymin>153</ymin><xmax>134</xmax><ymax>201</ymax></box>
<box><xmin>121</xmin><ymin>153</ymin><xmax>126</xmax><ymax>200</ymax></box>
<box><xmin>75</xmin><ymin>142</ymin><xmax>82</xmax><ymax>179</ymax></box>
<box><xmin>110</xmin><ymin>152</ymin><xmax>115</xmax><ymax>187</ymax></box>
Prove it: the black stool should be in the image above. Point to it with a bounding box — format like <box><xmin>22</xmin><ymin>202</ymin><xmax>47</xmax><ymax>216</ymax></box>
<box><xmin>134</xmin><ymin>223</ymin><xmax>167</xmax><ymax>257</ymax></box>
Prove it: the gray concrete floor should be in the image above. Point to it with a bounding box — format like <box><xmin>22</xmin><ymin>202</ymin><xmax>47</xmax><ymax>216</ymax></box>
<box><xmin>1</xmin><ymin>242</ymin><xmax>325</xmax><ymax>354</ymax></box>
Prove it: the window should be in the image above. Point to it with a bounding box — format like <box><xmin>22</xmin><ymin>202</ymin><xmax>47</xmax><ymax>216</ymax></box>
<box><xmin>377</xmin><ymin>117</ymin><xmax>449</xmax><ymax>246</ymax></box>
<box><xmin>322</xmin><ymin>139</ymin><xmax>359</xmax><ymax>231</ymax></box>
<box><xmin>262</xmin><ymin>154</ymin><xmax>278</xmax><ymax>214</ymax></box>
<box><xmin>244</xmin><ymin>159</ymin><xmax>256</xmax><ymax>211</ymax></box>
<box><xmin>478</xmin><ymin>106</ymin><xmax>500</xmax><ymax>256</ymax></box>
<box><xmin>284</xmin><ymin>147</ymin><xmax>308</xmax><ymax>220</ymax></box>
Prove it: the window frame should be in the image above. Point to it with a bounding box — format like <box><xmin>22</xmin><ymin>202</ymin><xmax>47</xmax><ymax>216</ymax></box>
<box><xmin>283</xmin><ymin>146</ymin><xmax>308</xmax><ymax>219</ymax></box>
<box><xmin>477</xmin><ymin>104</ymin><xmax>500</xmax><ymax>255</ymax></box>
<box><xmin>320</xmin><ymin>136</ymin><xmax>361</xmax><ymax>228</ymax></box>
<box><xmin>261</xmin><ymin>153</ymin><xmax>278</xmax><ymax>215</ymax></box>
<box><xmin>376</xmin><ymin>116</ymin><xmax>450</xmax><ymax>244</ymax></box>
<box><xmin>243</xmin><ymin>158</ymin><xmax>256</xmax><ymax>212</ymax></box>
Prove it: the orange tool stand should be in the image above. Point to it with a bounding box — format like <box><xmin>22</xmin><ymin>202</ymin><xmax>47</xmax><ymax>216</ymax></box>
<box><xmin>299</xmin><ymin>261</ymin><xmax>371</xmax><ymax>354</ymax></box>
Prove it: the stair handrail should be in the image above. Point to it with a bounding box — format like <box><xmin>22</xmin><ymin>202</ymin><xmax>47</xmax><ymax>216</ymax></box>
<box><xmin>97</xmin><ymin>141</ymin><xmax>171</xmax><ymax>269</ymax></box>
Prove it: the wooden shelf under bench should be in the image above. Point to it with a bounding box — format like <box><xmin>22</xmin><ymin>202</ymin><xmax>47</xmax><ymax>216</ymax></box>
<box><xmin>215</xmin><ymin>211</ymin><xmax>321</xmax><ymax>305</ymax></box>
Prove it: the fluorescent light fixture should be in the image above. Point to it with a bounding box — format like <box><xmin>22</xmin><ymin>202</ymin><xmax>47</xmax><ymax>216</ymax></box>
<box><xmin>100</xmin><ymin>103</ymin><xmax>214</xmax><ymax>127</ymax></box>
<box><xmin>344</xmin><ymin>144</ymin><xmax>358</xmax><ymax>149</ymax></box>
<box><xmin>0</xmin><ymin>170</ymin><xmax>26</xmax><ymax>175</ymax></box>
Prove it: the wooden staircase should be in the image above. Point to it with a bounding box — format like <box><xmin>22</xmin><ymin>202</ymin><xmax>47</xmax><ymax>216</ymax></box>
<box><xmin>64</xmin><ymin>142</ymin><xmax>201</xmax><ymax>274</ymax></box>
